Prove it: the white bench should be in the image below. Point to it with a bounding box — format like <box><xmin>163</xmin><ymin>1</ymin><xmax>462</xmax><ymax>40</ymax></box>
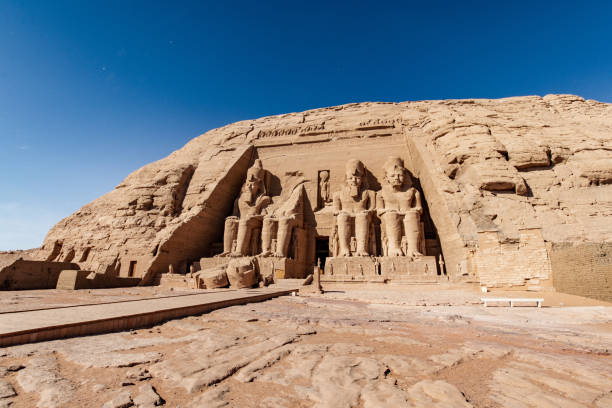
<box><xmin>481</xmin><ymin>298</ymin><xmax>543</xmax><ymax>308</ymax></box>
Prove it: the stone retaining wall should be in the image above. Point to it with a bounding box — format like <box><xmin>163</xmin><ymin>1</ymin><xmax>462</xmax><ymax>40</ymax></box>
<box><xmin>0</xmin><ymin>260</ymin><xmax>79</xmax><ymax>290</ymax></box>
<box><xmin>550</xmin><ymin>242</ymin><xmax>612</xmax><ymax>302</ymax></box>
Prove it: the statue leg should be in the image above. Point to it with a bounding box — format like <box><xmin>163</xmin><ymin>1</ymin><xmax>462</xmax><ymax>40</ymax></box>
<box><xmin>336</xmin><ymin>213</ymin><xmax>352</xmax><ymax>257</ymax></box>
<box><xmin>235</xmin><ymin>217</ymin><xmax>261</xmax><ymax>256</ymax></box>
<box><xmin>275</xmin><ymin>216</ymin><xmax>296</xmax><ymax>257</ymax></box>
<box><xmin>234</xmin><ymin>218</ymin><xmax>249</xmax><ymax>256</ymax></box>
<box><xmin>354</xmin><ymin>212</ymin><xmax>370</xmax><ymax>256</ymax></box>
<box><xmin>261</xmin><ymin>217</ymin><xmax>277</xmax><ymax>257</ymax></box>
<box><xmin>251</xmin><ymin>227</ymin><xmax>261</xmax><ymax>255</ymax></box>
<box><xmin>383</xmin><ymin>212</ymin><xmax>404</xmax><ymax>257</ymax></box>
<box><xmin>221</xmin><ymin>216</ymin><xmax>239</xmax><ymax>256</ymax></box>
<box><xmin>403</xmin><ymin>210</ymin><xmax>422</xmax><ymax>257</ymax></box>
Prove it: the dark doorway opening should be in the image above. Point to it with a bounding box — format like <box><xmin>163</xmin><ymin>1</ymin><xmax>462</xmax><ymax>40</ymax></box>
<box><xmin>315</xmin><ymin>237</ymin><xmax>329</xmax><ymax>269</ymax></box>
<box><xmin>128</xmin><ymin>261</ymin><xmax>137</xmax><ymax>277</ymax></box>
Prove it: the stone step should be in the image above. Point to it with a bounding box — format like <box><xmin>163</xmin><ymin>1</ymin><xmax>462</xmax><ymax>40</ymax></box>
<box><xmin>270</xmin><ymin>278</ymin><xmax>307</xmax><ymax>288</ymax></box>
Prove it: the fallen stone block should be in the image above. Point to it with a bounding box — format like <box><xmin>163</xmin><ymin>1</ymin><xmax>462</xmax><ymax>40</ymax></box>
<box><xmin>132</xmin><ymin>384</ymin><xmax>163</xmax><ymax>407</ymax></box>
<box><xmin>226</xmin><ymin>258</ymin><xmax>258</xmax><ymax>289</ymax></box>
<box><xmin>103</xmin><ymin>390</ymin><xmax>133</xmax><ymax>408</ymax></box>
<box><xmin>199</xmin><ymin>267</ymin><xmax>229</xmax><ymax>289</ymax></box>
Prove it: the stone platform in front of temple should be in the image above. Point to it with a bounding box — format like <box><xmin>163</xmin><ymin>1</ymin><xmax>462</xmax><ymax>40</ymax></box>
<box><xmin>199</xmin><ymin>255</ymin><xmax>308</xmax><ymax>280</ymax></box>
<box><xmin>158</xmin><ymin>255</ymin><xmax>309</xmax><ymax>290</ymax></box>
<box><xmin>322</xmin><ymin>256</ymin><xmax>441</xmax><ymax>284</ymax></box>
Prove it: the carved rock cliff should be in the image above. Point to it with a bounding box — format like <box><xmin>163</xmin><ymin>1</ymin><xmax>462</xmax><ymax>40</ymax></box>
<box><xmin>34</xmin><ymin>95</ymin><xmax>612</xmax><ymax>291</ymax></box>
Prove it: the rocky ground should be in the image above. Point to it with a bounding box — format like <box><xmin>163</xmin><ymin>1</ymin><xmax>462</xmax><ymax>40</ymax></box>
<box><xmin>0</xmin><ymin>287</ymin><xmax>611</xmax><ymax>408</ymax></box>
<box><xmin>0</xmin><ymin>287</ymin><xmax>203</xmax><ymax>313</ymax></box>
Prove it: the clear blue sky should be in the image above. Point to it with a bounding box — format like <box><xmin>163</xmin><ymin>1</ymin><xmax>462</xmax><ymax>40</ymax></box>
<box><xmin>1</xmin><ymin>1</ymin><xmax>611</xmax><ymax>250</ymax></box>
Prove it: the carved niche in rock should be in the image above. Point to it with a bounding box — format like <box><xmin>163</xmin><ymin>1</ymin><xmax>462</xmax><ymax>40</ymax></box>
<box><xmin>330</xmin><ymin>159</ymin><xmax>377</xmax><ymax>257</ymax></box>
<box><xmin>317</xmin><ymin>170</ymin><xmax>331</xmax><ymax>209</ymax></box>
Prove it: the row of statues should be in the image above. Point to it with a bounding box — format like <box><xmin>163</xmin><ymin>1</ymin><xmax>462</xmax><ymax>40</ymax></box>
<box><xmin>218</xmin><ymin>156</ymin><xmax>423</xmax><ymax>259</ymax></box>
<box><xmin>220</xmin><ymin>160</ymin><xmax>304</xmax><ymax>258</ymax></box>
<box><xmin>332</xmin><ymin>157</ymin><xmax>423</xmax><ymax>258</ymax></box>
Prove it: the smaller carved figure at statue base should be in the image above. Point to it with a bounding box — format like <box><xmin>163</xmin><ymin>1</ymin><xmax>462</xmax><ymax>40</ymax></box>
<box><xmin>380</xmin><ymin>209</ymin><xmax>422</xmax><ymax>258</ymax></box>
<box><xmin>261</xmin><ymin>215</ymin><xmax>297</xmax><ymax>257</ymax></box>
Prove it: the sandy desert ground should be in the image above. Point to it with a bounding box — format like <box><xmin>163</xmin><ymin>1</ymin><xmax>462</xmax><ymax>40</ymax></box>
<box><xmin>0</xmin><ymin>286</ymin><xmax>611</xmax><ymax>408</ymax></box>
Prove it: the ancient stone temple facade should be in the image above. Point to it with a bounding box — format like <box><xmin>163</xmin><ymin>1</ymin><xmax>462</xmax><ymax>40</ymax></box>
<box><xmin>21</xmin><ymin>95</ymin><xmax>612</xmax><ymax>300</ymax></box>
<box><xmin>321</xmin><ymin>157</ymin><xmax>439</xmax><ymax>285</ymax></box>
<box><xmin>194</xmin><ymin>158</ymin><xmax>313</xmax><ymax>286</ymax></box>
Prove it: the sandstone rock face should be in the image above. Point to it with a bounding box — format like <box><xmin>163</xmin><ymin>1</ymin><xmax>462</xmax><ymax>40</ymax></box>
<box><xmin>34</xmin><ymin>95</ymin><xmax>612</xmax><ymax>297</ymax></box>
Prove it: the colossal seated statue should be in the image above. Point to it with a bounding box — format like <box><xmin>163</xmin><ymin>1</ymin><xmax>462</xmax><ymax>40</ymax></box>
<box><xmin>376</xmin><ymin>157</ymin><xmax>423</xmax><ymax>257</ymax></box>
<box><xmin>220</xmin><ymin>159</ymin><xmax>271</xmax><ymax>257</ymax></box>
<box><xmin>331</xmin><ymin>159</ymin><xmax>376</xmax><ymax>257</ymax></box>
<box><xmin>261</xmin><ymin>181</ymin><xmax>305</xmax><ymax>258</ymax></box>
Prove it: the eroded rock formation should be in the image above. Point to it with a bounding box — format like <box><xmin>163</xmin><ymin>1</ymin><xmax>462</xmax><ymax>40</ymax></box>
<box><xmin>33</xmin><ymin>94</ymin><xmax>612</xmax><ymax>297</ymax></box>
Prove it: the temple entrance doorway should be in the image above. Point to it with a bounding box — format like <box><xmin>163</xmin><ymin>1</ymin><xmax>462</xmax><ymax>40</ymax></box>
<box><xmin>315</xmin><ymin>237</ymin><xmax>329</xmax><ymax>269</ymax></box>
<box><xmin>128</xmin><ymin>261</ymin><xmax>137</xmax><ymax>277</ymax></box>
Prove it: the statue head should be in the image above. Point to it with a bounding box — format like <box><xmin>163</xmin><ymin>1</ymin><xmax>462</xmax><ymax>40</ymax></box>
<box><xmin>345</xmin><ymin>159</ymin><xmax>365</xmax><ymax>197</ymax></box>
<box><xmin>319</xmin><ymin>170</ymin><xmax>329</xmax><ymax>183</ymax></box>
<box><xmin>243</xmin><ymin>159</ymin><xmax>265</xmax><ymax>199</ymax></box>
<box><xmin>383</xmin><ymin>157</ymin><xmax>410</xmax><ymax>190</ymax></box>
